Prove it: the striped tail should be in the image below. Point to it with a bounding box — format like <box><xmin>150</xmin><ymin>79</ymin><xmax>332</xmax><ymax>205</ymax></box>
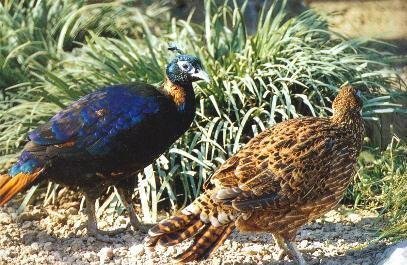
<box><xmin>0</xmin><ymin>170</ymin><xmax>43</xmax><ymax>206</ymax></box>
<box><xmin>145</xmin><ymin>193</ymin><xmax>236</xmax><ymax>263</ymax></box>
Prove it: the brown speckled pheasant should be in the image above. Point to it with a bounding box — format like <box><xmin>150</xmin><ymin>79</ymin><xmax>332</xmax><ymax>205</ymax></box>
<box><xmin>145</xmin><ymin>85</ymin><xmax>364</xmax><ymax>264</ymax></box>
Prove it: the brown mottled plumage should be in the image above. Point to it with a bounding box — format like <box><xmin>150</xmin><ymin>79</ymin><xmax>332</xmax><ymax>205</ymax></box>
<box><xmin>145</xmin><ymin>85</ymin><xmax>364</xmax><ymax>264</ymax></box>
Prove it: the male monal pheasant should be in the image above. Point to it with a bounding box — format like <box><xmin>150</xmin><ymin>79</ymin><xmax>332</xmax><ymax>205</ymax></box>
<box><xmin>146</xmin><ymin>85</ymin><xmax>364</xmax><ymax>264</ymax></box>
<box><xmin>0</xmin><ymin>53</ymin><xmax>209</xmax><ymax>241</ymax></box>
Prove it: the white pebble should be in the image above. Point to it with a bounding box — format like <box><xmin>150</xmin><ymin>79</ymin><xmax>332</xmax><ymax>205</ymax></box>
<box><xmin>129</xmin><ymin>244</ymin><xmax>145</xmax><ymax>256</ymax></box>
<box><xmin>98</xmin><ymin>247</ymin><xmax>114</xmax><ymax>262</ymax></box>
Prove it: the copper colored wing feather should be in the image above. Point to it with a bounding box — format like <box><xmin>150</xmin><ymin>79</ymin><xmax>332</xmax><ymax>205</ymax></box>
<box><xmin>210</xmin><ymin>117</ymin><xmax>356</xmax><ymax>213</ymax></box>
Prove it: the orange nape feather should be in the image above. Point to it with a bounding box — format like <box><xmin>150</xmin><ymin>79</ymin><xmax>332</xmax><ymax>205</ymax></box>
<box><xmin>0</xmin><ymin>169</ymin><xmax>43</xmax><ymax>206</ymax></box>
<box><xmin>0</xmin><ymin>174</ymin><xmax>12</xmax><ymax>189</ymax></box>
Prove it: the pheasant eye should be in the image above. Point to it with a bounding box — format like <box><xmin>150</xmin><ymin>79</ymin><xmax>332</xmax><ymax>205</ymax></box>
<box><xmin>182</xmin><ymin>64</ymin><xmax>191</xmax><ymax>71</ymax></box>
<box><xmin>178</xmin><ymin>61</ymin><xmax>191</xmax><ymax>72</ymax></box>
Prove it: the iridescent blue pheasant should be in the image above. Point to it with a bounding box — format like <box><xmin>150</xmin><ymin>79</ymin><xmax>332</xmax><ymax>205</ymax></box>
<box><xmin>0</xmin><ymin>54</ymin><xmax>209</xmax><ymax>241</ymax></box>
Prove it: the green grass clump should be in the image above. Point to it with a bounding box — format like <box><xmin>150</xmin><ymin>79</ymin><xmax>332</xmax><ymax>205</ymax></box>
<box><xmin>0</xmin><ymin>0</ymin><xmax>405</xmax><ymax>234</ymax></box>
<box><xmin>0</xmin><ymin>0</ymin><xmax>169</xmax><ymax>97</ymax></box>
<box><xmin>346</xmin><ymin>137</ymin><xmax>407</xmax><ymax>241</ymax></box>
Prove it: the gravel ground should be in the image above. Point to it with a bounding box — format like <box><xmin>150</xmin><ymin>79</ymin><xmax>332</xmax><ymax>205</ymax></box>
<box><xmin>0</xmin><ymin>190</ymin><xmax>390</xmax><ymax>265</ymax></box>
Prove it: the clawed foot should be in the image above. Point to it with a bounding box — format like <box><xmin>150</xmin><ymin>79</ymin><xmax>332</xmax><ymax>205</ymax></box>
<box><xmin>87</xmin><ymin>226</ymin><xmax>129</xmax><ymax>242</ymax></box>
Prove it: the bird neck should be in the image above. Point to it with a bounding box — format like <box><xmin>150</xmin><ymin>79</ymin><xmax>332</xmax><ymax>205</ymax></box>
<box><xmin>162</xmin><ymin>77</ymin><xmax>195</xmax><ymax>112</ymax></box>
<box><xmin>331</xmin><ymin>110</ymin><xmax>365</xmax><ymax>150</ymax></box>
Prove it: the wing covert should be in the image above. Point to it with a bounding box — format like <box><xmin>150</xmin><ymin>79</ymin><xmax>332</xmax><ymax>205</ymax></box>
<box><xmin>28</xmin><ymin>84</ymin><xmax>163</xmax><ymax>155</ymax></box>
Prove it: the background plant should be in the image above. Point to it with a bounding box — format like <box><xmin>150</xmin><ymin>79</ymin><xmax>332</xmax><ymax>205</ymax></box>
<box><xmin>0</xmin><ymin>0</ymin><xmax>405</xmax><ymax>240</ymax></box>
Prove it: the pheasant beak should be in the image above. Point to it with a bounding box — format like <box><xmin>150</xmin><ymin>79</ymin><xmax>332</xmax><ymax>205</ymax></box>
<box><xmin>192</xmin><ymin>69</ymin><xmax>210</xmax><ymax>83</ymax></box>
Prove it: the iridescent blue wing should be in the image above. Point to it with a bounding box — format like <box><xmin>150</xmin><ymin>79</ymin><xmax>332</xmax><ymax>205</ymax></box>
<box><xmin>28</xmin><ymin>84</ymin><xmax>164</xmax><ymax>156</ymax></box>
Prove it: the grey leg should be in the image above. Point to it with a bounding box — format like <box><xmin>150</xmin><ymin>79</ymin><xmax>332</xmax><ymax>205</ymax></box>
<box><xmin>116</xmin><ymin>186</ymin><xmax>151</xmax><ymax>233</ymax></box>
<box><xmin>284</xmin><ymin>238</ymin><xmax>307</xmax><ymax>265</ymax></box>
<box><xmin>272</xmin><ymin>234</ymin><xmax>291</xmax><ymax>260</ymax></box>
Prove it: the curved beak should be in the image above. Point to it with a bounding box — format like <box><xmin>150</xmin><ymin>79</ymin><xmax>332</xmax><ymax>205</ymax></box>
<box><xmin>191</xmin><ymin>69</ymin><xmax>210</xmax><ymax>83</ymax></box>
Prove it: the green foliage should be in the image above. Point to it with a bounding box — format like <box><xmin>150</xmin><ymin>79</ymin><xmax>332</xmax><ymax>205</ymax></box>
<box><xmin>346</xmin><ymin>137</ymin><xmax>407</xmax><ymax>241</ymax></box>
<box><xmin>0</xmin><ymin>0</ymin><xmax>405</xmax><ymax>239</ymax></box>
<box><xmin>0</xmin><ymin>0</ymin><xmax>169</xmax><ymax>96</ymax></box>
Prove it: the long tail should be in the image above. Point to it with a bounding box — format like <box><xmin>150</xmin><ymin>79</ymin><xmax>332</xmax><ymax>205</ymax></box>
<box><xmin>145</xmin><ymin>193</ymin><xmax>236</xmax><ymax>263</ymax></box>
<box><xmin>0</xmin><ymin>170</ymin><xmax>43</xmax><ymax>206</ymax></box>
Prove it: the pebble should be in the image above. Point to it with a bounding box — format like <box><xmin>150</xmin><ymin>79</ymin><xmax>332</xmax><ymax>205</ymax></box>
<box><xmin>21</xmin><ymin>221</ymin><xmax>32</xmax><ymax>229</ymax></box>
<box><xmin>129</xmin><ymin>244</ymin><xmax>145</xmax><ymax>256</ymax></box>
<box><xmin>98</xmin><ymin>247</ymin><xmax>114</xmax><ymax>262</ymax></box>
<box><xmin>43</xmin><ymin>242</ymin><xmax>53</xmax><ymax>251</ymax></box>
<box><xmin>22</xmin><ymin>231</ymin><xmax>37</xmax><ymax>244</ymax></box>
<box><xmin>29</xmin><ymin>242</ymin><xmax>39</xmax><ymax>254</ymax></box>
<box><xmin>241</xmin><ymin>244</ymin><xmax>266</xmax><ymax>255</ymax></box>
<box><xmin>18</xmin><ymin>209</ymin><xmax>45</xmax><ymax>222</ymax></box>
<box><xmin>83</xmin><ymin>252</ymin><xmax>92</xmax><ymax>261</ymax></box>
<box><xmin>67</xmin><ymin>207</ymin><xmax>79</xmax><ymax>215</ymax></box>
<box><xmin>0</xmin><ymin>212</ymin><xmax>12</xmax><ymax>224</ymax></box>
<box><xmin>347</xmin><ymin>213</ymin><xmax>362</xmax><ymax>223</ymax></box>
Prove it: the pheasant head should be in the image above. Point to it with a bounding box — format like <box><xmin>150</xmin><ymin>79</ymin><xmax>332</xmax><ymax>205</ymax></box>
<box><xmin>331</xmin><ymin>85</ymin><xmax>365</xmax><ymax>151</ymax></box>
<box><xmin>332</xmin><ymin>85</ymin><xmax>363</xmax><ymax>117</ymax></box>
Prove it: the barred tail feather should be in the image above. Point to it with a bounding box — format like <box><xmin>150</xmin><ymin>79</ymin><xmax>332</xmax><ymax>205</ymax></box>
<box><xmin>175</xmin><ymin>222</ymin><xmax>235</xmax><ymax>263</ymax></box>
<box><xmin>0</xmin><ymin>169</ymin><xmax>43</xmax><ymax>206</ymax></box>
<box><xmin>145</xmin><ymin>193</ymin><xmax>236</xmax><ymax>263</ymax></box>
<box><xmin>158</xmin><ymin>217</ymin><xmax>205</xmax><ymax>246</ymax></box>
<box><xmin>145</xmin><ymin>213</ymin><xmax>198</xmax><ymax>247</ymax></box>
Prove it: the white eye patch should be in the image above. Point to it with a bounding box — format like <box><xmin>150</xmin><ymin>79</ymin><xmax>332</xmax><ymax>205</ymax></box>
<box><xmin>177</xmin><ymin>61</ymin><xmax>193</xmax><ymax>72</ymax></box>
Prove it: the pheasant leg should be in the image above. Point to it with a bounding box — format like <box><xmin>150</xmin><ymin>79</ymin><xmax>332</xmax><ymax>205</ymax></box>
<box><xmin>284</xmin><ymin>238</ymin><xmax>307</xmax><ymax>265</ymax></box>
<box><xmin>85</xmin><ymin>194</ymin><xmax>126</xmax><ymax>242</ymax></box>
<box><xmin>272</xmin><ymin>234</ymin><xmax>291</xmax><ymax>260</ymax></box>
<box><xmin>116</xmin><ymin>186</ymin><xmax>150</xmax><ymax>233</ymax></box>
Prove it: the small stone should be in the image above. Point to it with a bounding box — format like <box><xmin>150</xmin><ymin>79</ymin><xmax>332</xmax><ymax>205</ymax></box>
<box><xmin>347</xmin><ymin>213</ymin><xmax>362</xmax><ymax>223</ymax></box>
<box><xmin>129</xmin><ymin>244</ymin><xmax>144</xmax><ymax>256</ymax></box>
<box><xmin>299</xmin><ymin>240</ymin><xmax>309</xmax><ymax>248</ymax></box>
<box><xmin>0</xmin><ymin>249</ymin><xmax>11</xmax><ymax>258</ymax></box>
<box><xmin>43</xmin><ymin>242</ymin><xmax>53</xmax><ymax>251</ymax></box>
<box><xmin>21</xmin><ymin>221</ymin><xmax>32</xmax><ymax>229</ymax></box>
<box><xmin>37</xmin><ymin>231</ymin><xmax>54</xmax><ymax>243</ymax></box>
<box><xmin>29</xmin><ymin>242</ymin><xmax>39</xmax><ymax>254</ymax></box>
<box><xmin>146</xmin><ymin>249</ymin><xmax>158</xmax><ymax>259</ymax></box>
<box><xmin>51</xmin><ymin>251</ymin><xmax>61</xmax><ymax>261</ymax></box>
<box><xmin>83</xmin><ymin>252</ymin><xmax>92</xmax><ymax>261</ymax></box>
<box><xmin>67</xmin><ymin>207</ymin><xmax>78</xmax><ymax>215</ymax></box>
<box><xmin>22</xmin><ymin>232</ymin><xmax>37</xmax><ymax>244</ymax></box>
<box><xmin>98</xmin><ymin>247</ymin><xmax>114</xmax><ymax>261</ymax></box>
<box><xmin>18</xmin><ymin>209</ymin><xmax>46</xmax><ymax>222</ymax></box>
<box><xmin>241</xmin><ymin>245</ymin><xmax>266</xmax><ymax>255</ymax></box>
<box><xmin>211</xmin><ymin>257</ymin><xmax>222</xmax><ymax>265</ymax></box>
<box><xmin>0</xmin><ymin>212</ymin><xmax>12</xmax><ymax>224</ymax></box>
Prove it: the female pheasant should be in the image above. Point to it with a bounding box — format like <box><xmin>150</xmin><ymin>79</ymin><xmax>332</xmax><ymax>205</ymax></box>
<box><xmin>0</xmin><ymin>53</ymin><xmax>209</xmax><ymax>241</ymax></box>
<box><xmin>145</xmin><ymin>85</ymin><xmax>364</xmax><ymax>264</ymax></box>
